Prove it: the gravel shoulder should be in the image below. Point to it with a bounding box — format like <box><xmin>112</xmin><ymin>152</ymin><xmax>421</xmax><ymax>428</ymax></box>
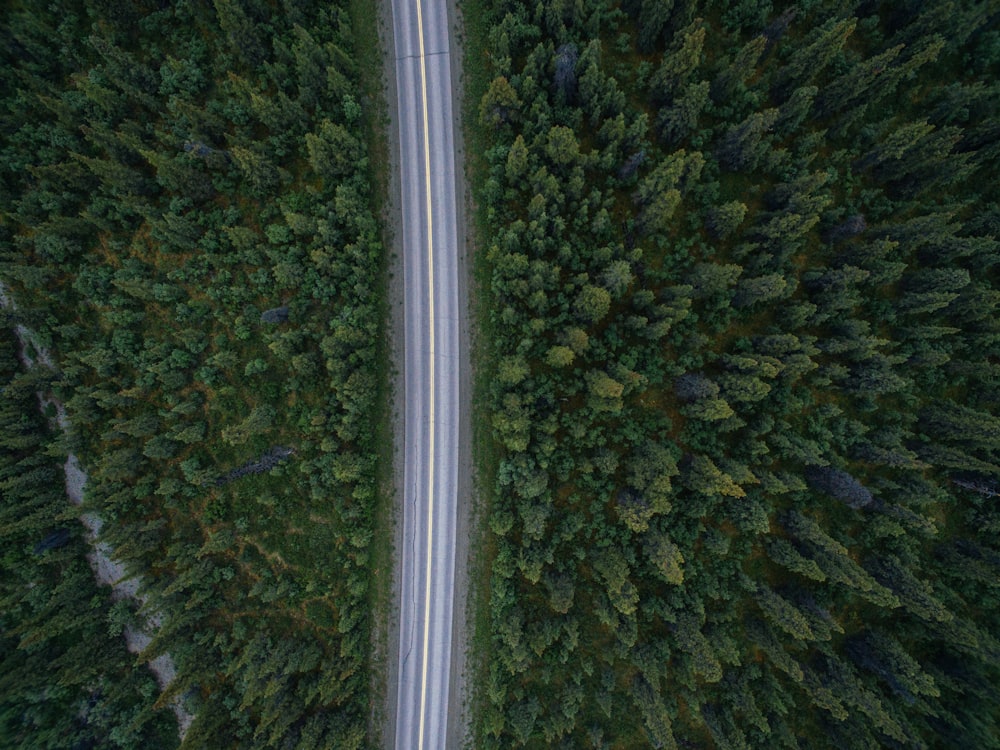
<box><xmin>377</xmin><ymin>0</ymin><xmax>405</xmax><ymax>744</ymax></box>
<box><xmin>445</xmin><ymin>0</ymin><xmax>474</xmax><ymax>745</ymax></box>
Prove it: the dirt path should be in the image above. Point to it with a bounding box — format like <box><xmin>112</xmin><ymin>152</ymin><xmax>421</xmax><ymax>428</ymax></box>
<box><xmin>0</xmin><ymin>282</ymin><xmax>193</xmax><ymax>739</ymax></box>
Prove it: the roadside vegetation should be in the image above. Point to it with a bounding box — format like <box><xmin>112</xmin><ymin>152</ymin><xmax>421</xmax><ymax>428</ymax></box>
<box><xmin>459</xmin><ymin>0</ymin><xmax>506</xmax><ymax>741</ymax></box>
<box><xmin>470</xmin><ymin>0</ymin><xmax>1000</xmax><ymax>747</ymax></box>
<box><xmin>1</xmin><ymin>1</ymin><xmax>385</xmax><ymax>747</ymax></box>
<box><xmin>347</xmin><ymin>0</ymin><xmax>396</xmax><ymax>741</ymax></box>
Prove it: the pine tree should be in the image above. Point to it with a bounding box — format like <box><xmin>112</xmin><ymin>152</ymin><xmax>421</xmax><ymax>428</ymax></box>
<box><xmin>771</xmin><ymin>18</ymin><xmax>857</xmax><ymax>102</ymax></box>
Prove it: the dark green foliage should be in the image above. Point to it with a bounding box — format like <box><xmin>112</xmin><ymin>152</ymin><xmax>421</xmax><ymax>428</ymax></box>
<box><xmin>1</xmin><ymin>0</ymin><xmax>383</xmax><ymax>746</ymax></box>
<box><xmin>472</xmin><ymin>0</ymin><xmax>1000</xmax><ymax>747</ymax></box>
<box><xmin>0</xmin><ymin>332</ymin><xmax>178</xmax><ymax>749</ymax></box>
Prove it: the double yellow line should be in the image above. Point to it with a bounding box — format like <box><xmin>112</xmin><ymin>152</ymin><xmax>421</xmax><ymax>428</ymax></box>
<box><xmin>414</xmin><ymin>0</ymin><xmax>436</xmax><ymax>746</ymax></box>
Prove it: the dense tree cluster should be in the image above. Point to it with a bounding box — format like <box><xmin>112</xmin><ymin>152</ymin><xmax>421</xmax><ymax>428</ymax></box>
<box><xmin>0</xmin><ymin>331</ymin><xmax>178</xmax><ymax>749</ymax></box>
<box><xmin>473</xmin><ymin>0</ymin><xmax>1000</xmax><ymax>747</ymax></box>
<box><xmin>1</xmin><ymin>1</ymin><xmax>383</xmax><ymax>746</ymax></box>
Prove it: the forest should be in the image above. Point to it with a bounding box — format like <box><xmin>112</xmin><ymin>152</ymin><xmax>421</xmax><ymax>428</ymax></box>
<box><xmin>1</xmin><ymin>0</ymin><xmax>385</xmax><ymax>747</ymax></box>
<box><xmin>470</xmin><ymin>0</ymin><xmax>1000</xmax><ymax>747</ymax></box>
<box><xmin>4</xmin><ymin>0</ymin><xmax>1000</xmax><ymax>748</ymax></box>
<box><xmin>0</xmin><ymin>328</ymin><xmax>178</xmax><ymax>748</ymax></box>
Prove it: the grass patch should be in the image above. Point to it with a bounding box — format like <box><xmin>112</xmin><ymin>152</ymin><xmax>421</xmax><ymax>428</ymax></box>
<box><xmin>457</xmin><ymin>0</ymin><xmax>503</xmax><ymax>745</ymax></box>
<box><xmin>351</xmin><ymin>0</ymin><xmax>393</xmax><ymax>216</ymax></box>
<box><xmin>348</xmin><ymin>0</ymin><xmax>395</xmax><ymax>744</ymax></box>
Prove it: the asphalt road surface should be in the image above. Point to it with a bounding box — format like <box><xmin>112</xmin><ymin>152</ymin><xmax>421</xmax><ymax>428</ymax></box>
<box><xmin>389</xmin><ymin>0</ymin><xmax>461</xmax><ymax>747</ymax></box>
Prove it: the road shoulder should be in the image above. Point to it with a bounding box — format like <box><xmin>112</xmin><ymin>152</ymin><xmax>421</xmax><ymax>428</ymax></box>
<box><xmin>369</xmin><ymin>0</ymin><xmax>405</xmax><ymax>745</ymax></box>
<box><xmin>446</xmin><ymin>0</ymin><xmax>474</xmax><ymax>745</ymax></box>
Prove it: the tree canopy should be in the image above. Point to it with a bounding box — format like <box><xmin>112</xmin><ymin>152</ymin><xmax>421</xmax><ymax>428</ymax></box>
<box><xmin>470</xmin><ymin>0</ymin><xmax>1000</xmax><ymax>746</ymax></box>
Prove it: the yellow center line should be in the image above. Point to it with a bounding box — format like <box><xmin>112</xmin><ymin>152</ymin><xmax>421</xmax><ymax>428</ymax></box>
<box><xmin>415</xmin><ymin>0</ymin><xmax>435</xmax><ymax>746</ymax></box>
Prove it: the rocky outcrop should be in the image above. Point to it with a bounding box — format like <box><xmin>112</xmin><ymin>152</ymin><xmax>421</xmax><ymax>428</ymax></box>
<box><xmin>215</xmin><ymin>445</ymin><xmax>295</xmax><ymax>486</ymax></box>
<box><xmin>0</xmin><ymin>281</ymin><xmax>193</xmax><ymax>739</ymax></box>
<box><xmin>260</xmin><ymin>306</ymin><xmax>290</xmax><ymax>324</ymax></box>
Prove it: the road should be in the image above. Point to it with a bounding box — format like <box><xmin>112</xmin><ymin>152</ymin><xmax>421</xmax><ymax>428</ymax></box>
<box><xmin>388</xmin><ymin>0</ymin><xmax>462</xmax><ymax>748</ymax></box>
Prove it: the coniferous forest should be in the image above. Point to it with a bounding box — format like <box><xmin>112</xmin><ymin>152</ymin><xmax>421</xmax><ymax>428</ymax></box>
<box><xmin>472</xmin><ymin>0</ymin><xmax>1000</xmax><ymax>747</ymax></box>
<box><xmin>2</xmin><ymin>1</ymin><xmax>382</xmax><ymax>747</ymax></box>
<box><xmin>2</xmin><ymin>0</ymin><xmax>1000</xmax><ymax>749</ymax></box>
<box><xmin>0</xmin><ymin>328</ymin><xmax>179</xmax><ymax>748</ymax></box>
